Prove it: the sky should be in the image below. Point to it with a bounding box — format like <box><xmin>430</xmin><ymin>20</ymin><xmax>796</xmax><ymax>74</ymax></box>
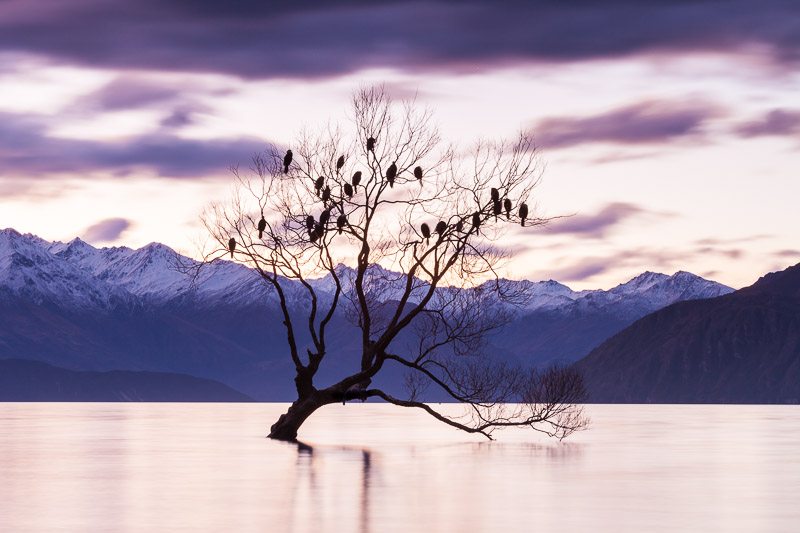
<box><xmin>1</xmin><ymin>0</ymin><xmax>798</xmax><ymax>290</ymax></box>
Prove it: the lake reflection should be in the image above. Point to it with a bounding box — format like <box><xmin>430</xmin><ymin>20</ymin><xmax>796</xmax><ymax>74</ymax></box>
<box><xmin>1</xmin><ymin>403</ymin><xmax>798</xmax><ymax>532</ymax></box>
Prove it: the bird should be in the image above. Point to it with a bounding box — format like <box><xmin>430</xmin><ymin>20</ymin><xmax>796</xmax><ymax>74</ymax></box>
<box><xmin>344</xmin><ymin>182</ymin><xmax>353</xmax><ymax>198</ymax></box>
<box><xmin>366</xmin><ymin>136</ymin><xmax>376</xmax><ymax>152</ymax></box>
<box><xmin>314</xmin><ymin>176</ymin><xmax>324</xmax><ymax>195</ymax></box>
<box><xmin>504</xmin><ymin>198</ymin><xmax>512</xmax><ymax>219</ymax></box>
<box><xmin>493</xmin><ymin>199</ymin><xmax>502</xmax><ymax>220</ymax></box>
<box><xmin>319</xmin><ymin>209</ymin><xmax>330</xmax><ymax>226</ymax></box>
<box><xmin>414</xmin><ymin>166</ymin><xmax>423</xmax><ymax>182</ymax></box>
<box><xmin>337</xmin><ymin>155</ymin><xmax>345</xmax><ymax>171</ymax></box>
<box><xmin>337</xmin><ymin>214</ymin><xmax>347</xmax><ymax>234</ymax></box>
<box><xmin>386</xmin><ymin>162</ymin><xmax>397</xmax><ymax>187</ymax></box>
<box><xmin>420</xmin><ymin>223</ymin><xmax>431</xmax><ymax>244</ymax></box>
<box><xmin>352</xmin><ymin>171</ymin><xmax>362</xmax><ymax>189</ymax></box>
<box><xmin>491</xmin><ymin>187</ymin><xmax>499</xmax><ymax>202</ymax></box>
<box><xmin>283</xmin><ymin>150</ymin><xmax>292</xmax><ymax>173</ymax></box>
<box><xmin>321</xmin><ymin>185</ymin><xmax>331</xmax><ymax>203</ymax></box>
<box><xmin>257</xmin><ymin>216</ymin><xmax>266</xmax><ymax>238</ymax></box>
<box><xmin>228</xmin><ymin>238</ymin><xmax>236</xmax><ymax>258</ymax></box>
<box><xmin>456</xmin><ymin>219</ymin><xmax>463</xmax><ymax>233</ymax></box>
<box><xmin>306</xmin><ymin>215</ymin><xmax>315</xmax><ymax>230</ymax></box>
<box><xmin>435</xmin><ymin>220</ymin><xmax>447</xmax><ymax>236</ymax></box>
<box><xmin>309</xmin><ymin>227</ymin><xmax>318</xmax><ymax>243</ymax></box>
<box><xmin>519</xmin><ymin>203</ymin><xmax>529</xmax><ymax>227</ymax></box>
<box><xmin>472</xmin><ymin>212</ymin><xmax>481</xmax><ymax>232</ymax></box>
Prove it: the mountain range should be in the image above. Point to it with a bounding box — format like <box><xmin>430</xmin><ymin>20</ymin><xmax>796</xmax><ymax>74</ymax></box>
<box><xmin>1</xmin><ymin>227</ymin><xmax>734</xmax><ymax>401</ymax></box>
<box><xmin>575</xmin><ymin>263</ymin><xmax>800</xmax><ymax>404</ymax></box>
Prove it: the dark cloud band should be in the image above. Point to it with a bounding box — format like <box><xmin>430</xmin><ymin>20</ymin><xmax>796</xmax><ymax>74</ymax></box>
<box><xmin>0</xmin><ymin>1</ymin><xmax>797</xmax><ymax>78</ymax></box>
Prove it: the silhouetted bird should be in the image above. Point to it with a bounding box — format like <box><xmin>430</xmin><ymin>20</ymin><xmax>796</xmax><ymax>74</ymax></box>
<box><xmin>344</xmin><ymin>182</ymin><xmax>353</xmax><ymax>198</ymax></box>
<box><xmin>337</xmin><ymin>214</ymin><xmax>347</xmax><ymax>234</ymax></box>
<box><xmin>493</xmin><ymin>199</ymin><xmax>502</xmax><ymax>220</ymax></box>
<box><xmin>366</xmin><ymin>136</ymin><xmax>376</xmax><ymax>152</ymax></box>
<box><xmin>414</xmin><ymin>166</ymin><xmax>423</xmax><ymax>182</ymax></box>
<box><xmin>257</xmin><ymin>216</ymin><xmax>266</xmax><ymax>238</ymax></box>
<box><xmin>315</xmin><ymin>176</ymin><xmax>324</xmax><ymax>195</ymax></box>
<box><xmin>352</xmin><ymin>171</ymin><xmax>362</xmax><ymax>189</ymax></box>
<box><xmin>283</xmin><ymin>150</ymin><xmax>292</xmax><ymax>173</ymax></box>
<box><xmin>228</xmin><ymin>238</ymin><xmax>236</xmax><ymax>258</ymax></box>
<box><xmin>306</xmin><ymin>215</ymin><xmax>315</xmax><ymax>230</ymax></box>
<box><xmin>435</xmin><ymin>220</ymin><xmax>446</xmax><ymax>236</ymax></box>
<box><xmin>504</xmin><ymin>198</ymin><xmax>512</xmax><ymax>219</ymax></box>
<box><xmin>456</xmin><ymin>219</ymin><xmax>463</xmax><ymax>233</ymax></box>
<box><xmin>322</xmin><ymin>186</ymin><xmax>331</xmax><ymax>203</ymax></box>
<box><xmin>320</xmin><ymin>209</ymin><xmax>330</xmax><ymax>226</ymax></box>
<box><xmin>420</xmin><ymin>223</ymin><xmax>431</xmax><ymax>243</ymax></box>
<box><xmin>472</xmin><ymin>212</ymin><xmax>481</xmax><ymax>232</ymax></box>
<box><xmin>386</xmin><ymin>162</ymin><xmax>397</xmax><ymax>187</ymax></box>
<box><xmin>519</xmin><ymin>203</ymin><xmax>529</xmax><ymax>227</ymax></box>
<box><xmin>309</xmin><ymin>228</ymin><xmax>318</xmax><ymax>243</ymax></box>
<box><xmin>337</xmin><ymin>155</ymin><xmax>345</xmax><ymax>171</ymax></box>
<box><xmin>491</xmin><ymin>187</ymin><xmax>499</xmax><ymax>202</ymax></box>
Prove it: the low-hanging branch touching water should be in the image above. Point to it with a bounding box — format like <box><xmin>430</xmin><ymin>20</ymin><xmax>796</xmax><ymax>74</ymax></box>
<box><xmin>196</xmin><ymin>86</ymin><xmax>588</xmax><ymax>441</ymax></box>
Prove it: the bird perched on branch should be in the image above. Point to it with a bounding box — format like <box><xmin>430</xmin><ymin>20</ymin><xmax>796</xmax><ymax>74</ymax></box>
<box><xmin>306</xmin><ymin>215</ymin><xmax>315</xmax><ymax>230</ymax></box>
<box><xmin>414</xmin><ymin>166</ymin><xmax>423</xmax><ymax>182</ymax></box>
<box><xmin>493</xmin><ymin>199</ymin><xmax>502</xmax><ymax>220</ymax></box>
<box><xmin>435</xmin><ymin>220</ymin><xmax>446</xmax><ymax>236</ymax></box>
<box><xmin>228</xmin><ymin>238</ymin><xmax>236</xmax><ymax>258</ymax></box>
<box><xmin>366</xmin><ymin>136</ymin><xmax>376</xmax><ymax>152</ymax></box>
<box><xmin>337</xmin><ymin>214</ymin><xmax>347</xmax><ymax>234</ymax></box>
<box><xmin>283</xmin><ymin>150</ymin><xmax>292</xmax><ymax>173</ymax></box>
<box><xmin>420</xmin><ymin>223</ymin><xmax>431</xmax><ymax>244</ymax></box>
<box><xmin>491</xmin><ymin>187</ymin><xmax>499</xmax><ymax>203</ymax></box>
<box><xmin>352</xmin><ymin>171</ymin><xmax>362</xmax><ymax>190</ymax></box>
<box><xmin>504</xmin><ymin>198</ymin><xmax>512</xmax><ymax>219</ymax></box>
<box><xmin>386</xmin><ymin>162</ymin><xmax>397</xmax><ymax>187</ymax></box>
<box><xmin>336</xmin><ymin>155</ymin><xmax>345</xmax><ymax>172</ymax></box>
<box><xmin>344</xmin><ymin>183</ymin><xmax>353</xmax><ymax>198</ymax></box>
<box><xmin>519</xmin><ymin>203</ymin><xmax>529</xmax><ymax>227</ymax></box>
<box><xmin>319</xmin><ymin>209</ymin><xmax>330</xmax><ymax>226</ymax></box>
<box><xmin>257</xmin><ymin>216</ymin><xmax>266</xmax><ymax>238</ymax></box>
<box><xmin>314</xmin><ymin>176</ymin><xmax>324</xmax><ymax>196</ymax></box>
<box><xmin>472</xmin><ymin>212</ymin><xmax>481</xmax><ymax>233</ymax></box>
<box><xmin>322</xmin><ymin>186</ymin><xmax>331</xmax><ymax>203</ymax></box>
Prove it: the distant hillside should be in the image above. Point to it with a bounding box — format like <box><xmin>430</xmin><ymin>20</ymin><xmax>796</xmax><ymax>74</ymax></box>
<box><xmin>574</xmin><ymin>263</ymin><xmax>800</xmax><ymax>404</ymax></box>
<box><xmin>0</xmin><ymin>227</ymin><xmax>733</xmax><ymax>400</ymax></box>
<box><xmin>0</xmin><ymin>359</ymin><xmax>253</xmax><ymax>402</ymax></box>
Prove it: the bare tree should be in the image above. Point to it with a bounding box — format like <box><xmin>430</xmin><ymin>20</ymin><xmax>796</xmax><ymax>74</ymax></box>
<box><xmin>199</xmin><ymin>87</ymin><xmax>588</xmax><ymax>441</ymax></box>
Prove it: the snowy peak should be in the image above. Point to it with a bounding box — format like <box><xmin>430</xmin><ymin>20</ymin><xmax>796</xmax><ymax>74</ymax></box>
<box><xmin>0</xmin><ymin>228</ymin><xmax>734</xmax><ymax>316</ymax></box>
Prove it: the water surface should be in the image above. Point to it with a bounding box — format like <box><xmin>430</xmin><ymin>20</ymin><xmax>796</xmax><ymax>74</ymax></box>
<box><xmin>1</xmin><ymin>403</ymin><xmax>798</xmax><ymax>532</ymax></box>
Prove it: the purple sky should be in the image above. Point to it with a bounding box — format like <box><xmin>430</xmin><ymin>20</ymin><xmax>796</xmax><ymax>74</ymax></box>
<box><xmin>1</xmin><ymin>0</ymin><xmax>798</xmax><ymax>289</ymax></box>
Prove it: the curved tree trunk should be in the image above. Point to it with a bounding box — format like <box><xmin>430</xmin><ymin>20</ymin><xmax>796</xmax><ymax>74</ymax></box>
<box><xmin>268</xmin><ymin>395</ymin><xmax>327</xmax><ymax>441</ymax></box>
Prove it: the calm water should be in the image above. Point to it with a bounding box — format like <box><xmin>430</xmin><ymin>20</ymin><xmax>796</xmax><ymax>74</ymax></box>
<box><xmin>1</xmin><ymin>403</ymin><xmax>798</xmax><ymax>533</ymax></box>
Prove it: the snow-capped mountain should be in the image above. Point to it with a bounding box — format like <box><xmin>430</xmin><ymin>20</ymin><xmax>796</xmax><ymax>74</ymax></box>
<box><xmin>0</xmin><ymin>228</ymin><xmax>735</xmax><ymax>399</ymax></box>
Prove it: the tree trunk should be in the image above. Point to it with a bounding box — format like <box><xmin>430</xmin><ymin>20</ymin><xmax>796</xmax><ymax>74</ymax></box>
<box><xmin>268</xmin><ymin>395</ymin><xmax>326</xmax><ymax>441</ymax></box>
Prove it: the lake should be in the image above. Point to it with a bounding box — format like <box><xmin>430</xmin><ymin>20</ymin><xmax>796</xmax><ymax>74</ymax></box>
<box><xmin>1</xmin><ymin>403</ymin><xmax>798</xmax><ymax>532</ymax></box>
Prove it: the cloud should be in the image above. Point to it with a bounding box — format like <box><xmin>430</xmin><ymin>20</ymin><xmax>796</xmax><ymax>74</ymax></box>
<box><xmin>735</xmin><ymin>109</ymin><xmax>800</xmax><ymax>137</ymax></box>
<box><xmin>541</xmin><ymin>202</ymin><xmax>647</xmax><ymax>239</ymax></box>
<box><xmin>80</xmin><ymin>77</ymin><xmax>182</xmax><ymax>111</ymax></box>
<box><xmin>533</xmin><ymin>100</ymin><xmax>719</xmax><ymax>149</ymax></box>
<box><xmin>82</xmin><ymin>217</ymin><xmax>131</xmax><ymax>243</ymax></box>
<box><xmin>0</xmin><ymin>1</ymin><xmax>797</xmax><ymax>78</ymax></box>
<box><xmin>0</xmin><ymin>111</ymin><xmax>272</xmax><ymax>178</ymax></box>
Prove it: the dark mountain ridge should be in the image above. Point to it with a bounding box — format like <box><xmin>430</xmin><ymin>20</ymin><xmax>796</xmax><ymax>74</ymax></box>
<box><xmin>574</xmin><ymin>262</ymin><xmax>800</xmax><ymax>404</ymax></box>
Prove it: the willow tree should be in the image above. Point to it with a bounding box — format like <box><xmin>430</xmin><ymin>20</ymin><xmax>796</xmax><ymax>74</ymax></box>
<box><xmin>202</xmin><ymin>87</ymin><xmax>587</xmax><ymax>441</ymax></box>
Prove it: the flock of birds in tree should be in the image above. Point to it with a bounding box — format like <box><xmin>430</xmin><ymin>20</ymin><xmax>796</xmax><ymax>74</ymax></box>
<box><xmin>226</xmin><ymin>135</ymin><xmax>529</xmax><ymax>258</ymax></box>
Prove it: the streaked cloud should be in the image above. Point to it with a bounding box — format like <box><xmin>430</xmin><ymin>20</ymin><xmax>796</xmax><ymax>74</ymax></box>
<box><xmin>735</xmin><ymin>109</ymin><xmax>800</xmax><ymax>138</ymax></box>
<box><xmin>533</xmin><ymin>100</ymin><xmax>719</xmax><ymax>149</ymax></box>
<box><xmin>0</xmin><ymin>111</ymin><xmax>271</xmax><ymax>178</ymax></box>
<box><xmin>542</xmin><ymin>202</ymin><xmax>649</xmax><ymax>239</ymax></box>
<box><xmin>0</xmin><ymin>1</ymin><xmax>797</xmax><ymax>79</ymax></box>
<box><xmin>82</xmin><ymin>217</ymin><xmax>131</xmax><ymax>243</ymax></box>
